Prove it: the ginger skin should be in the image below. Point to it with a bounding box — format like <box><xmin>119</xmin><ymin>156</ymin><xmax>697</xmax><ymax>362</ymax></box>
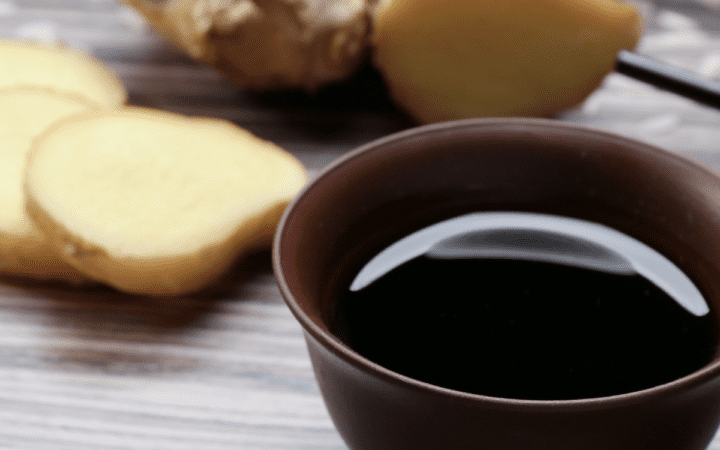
<box><xmin>124</xmin><ymin>0</ymin><xmax>380</xmax><ymax>91</ymax></box>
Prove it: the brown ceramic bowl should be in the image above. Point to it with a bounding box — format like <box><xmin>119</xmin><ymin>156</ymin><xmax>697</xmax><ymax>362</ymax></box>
<box><xmin>273</xmin><ymin>118</ymin><xmax>720</xmax><ymax>450</ymax></box>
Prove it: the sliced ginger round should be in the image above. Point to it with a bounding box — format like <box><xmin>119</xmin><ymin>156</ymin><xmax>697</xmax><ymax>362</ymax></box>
<box><xmin>0</xmin><ymin>39</ymin><xmax>127</xmax><ymax>107</ymax></box>
<box><xmin>25</xmin><ymin>108</ymin><xmax>307</xmax><ymax>296</ymax></box>
<box><xmin>0</xmin><ymin>88</ymin><xmax>95</xmax><ymax>283</ymax></box>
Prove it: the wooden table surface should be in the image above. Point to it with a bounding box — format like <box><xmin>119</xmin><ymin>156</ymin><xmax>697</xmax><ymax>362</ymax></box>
<box><xmin>1</xmin><ymin>0</ymin><xmax>720</xmax><ymax>448</ymax></box>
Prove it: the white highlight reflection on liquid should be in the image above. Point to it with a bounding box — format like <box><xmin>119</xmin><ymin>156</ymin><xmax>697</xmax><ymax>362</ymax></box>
<box><xmin>349</xmin><ymin>212</ymin><xmax>709</xmax><ymax>317</ymax></box>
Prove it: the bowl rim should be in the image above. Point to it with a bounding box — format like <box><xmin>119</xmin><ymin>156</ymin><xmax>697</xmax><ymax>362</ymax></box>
<box><xmin>273</xmin><ymin>117</ymin><xmax>720</xmax><ymax>411</ymax></box>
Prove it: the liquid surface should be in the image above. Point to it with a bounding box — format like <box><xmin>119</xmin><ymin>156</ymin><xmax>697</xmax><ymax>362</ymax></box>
<box><xmin>332</xmin><ymin>213</ymin><xmax>717</xmax><ymax>400</ymax></box>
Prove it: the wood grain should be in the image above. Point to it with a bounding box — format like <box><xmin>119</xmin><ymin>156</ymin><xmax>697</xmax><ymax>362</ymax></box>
<box><xmin>0</xmin><ymin>0</ymin><xmax>719</xmax><ymax>448</ymax></box>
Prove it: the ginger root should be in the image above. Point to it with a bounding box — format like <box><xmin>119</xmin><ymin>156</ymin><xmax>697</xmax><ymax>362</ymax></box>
<box><xmin>125</xmin><ymin>0</ymin><xmax>643</xmax><ymax>122</ymax></box>
<box><xmin>123</xmin><ymin>0</ymin><xmax>380</xmax><ymax>91</ymax></box>
<box><xmin>371</xmin><ymin>0</ymin><xmax>643</xmax><ymax>122</ymax></box>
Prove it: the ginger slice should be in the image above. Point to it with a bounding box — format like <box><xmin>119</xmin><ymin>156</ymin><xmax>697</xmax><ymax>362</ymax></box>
<box><xmin>0</xmin><ymin>39</ymin><xmax>127</xmax><ymax>107</ymax></box>
<box><xmin>0</xmin><ymin>88</ymin><xmax>95</xmax><ymax>283</ymax></box>
<box><xmin>24</xmin><ymin>108</ymin><xmax>307</xmax><ymax>295</ymax></box>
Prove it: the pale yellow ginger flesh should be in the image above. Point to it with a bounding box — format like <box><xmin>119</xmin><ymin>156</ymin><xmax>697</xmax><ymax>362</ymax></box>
<box><xmin>0</xmin><ymin>39</ymin><xmax>127</xmax><ymax>107</ymax></box>
<box><xmin>25</xmin><ymin>108</ymin><xmax>308</xmax><ymax>295</ymax></box>
<box><xmin>123</xmin><ymin>0</ymin><xmax>379</xmax><ymax>91</ymax></box>
<box><xmin>0</xmin><ymin>89</ymin><xmax>95</xmax><ymax>283</ymax></box>
<box><xmin>372</xmin><ymin>0</ymin><xmax>643</xmax><ymax>123</ymax></box>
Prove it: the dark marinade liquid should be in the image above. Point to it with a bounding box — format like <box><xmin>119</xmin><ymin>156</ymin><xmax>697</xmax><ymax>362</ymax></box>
<box><xmin>332</xmin><ymin>256</ymin><xmax>717</xmax><ymax>400</ymax></box>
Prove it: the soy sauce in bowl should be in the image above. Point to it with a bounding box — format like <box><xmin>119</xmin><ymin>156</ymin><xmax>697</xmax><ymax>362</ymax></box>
<box><xmin>331</xmin><ymin>212</ymin><xmax>717</xmax><ymax>400</ymax></box>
